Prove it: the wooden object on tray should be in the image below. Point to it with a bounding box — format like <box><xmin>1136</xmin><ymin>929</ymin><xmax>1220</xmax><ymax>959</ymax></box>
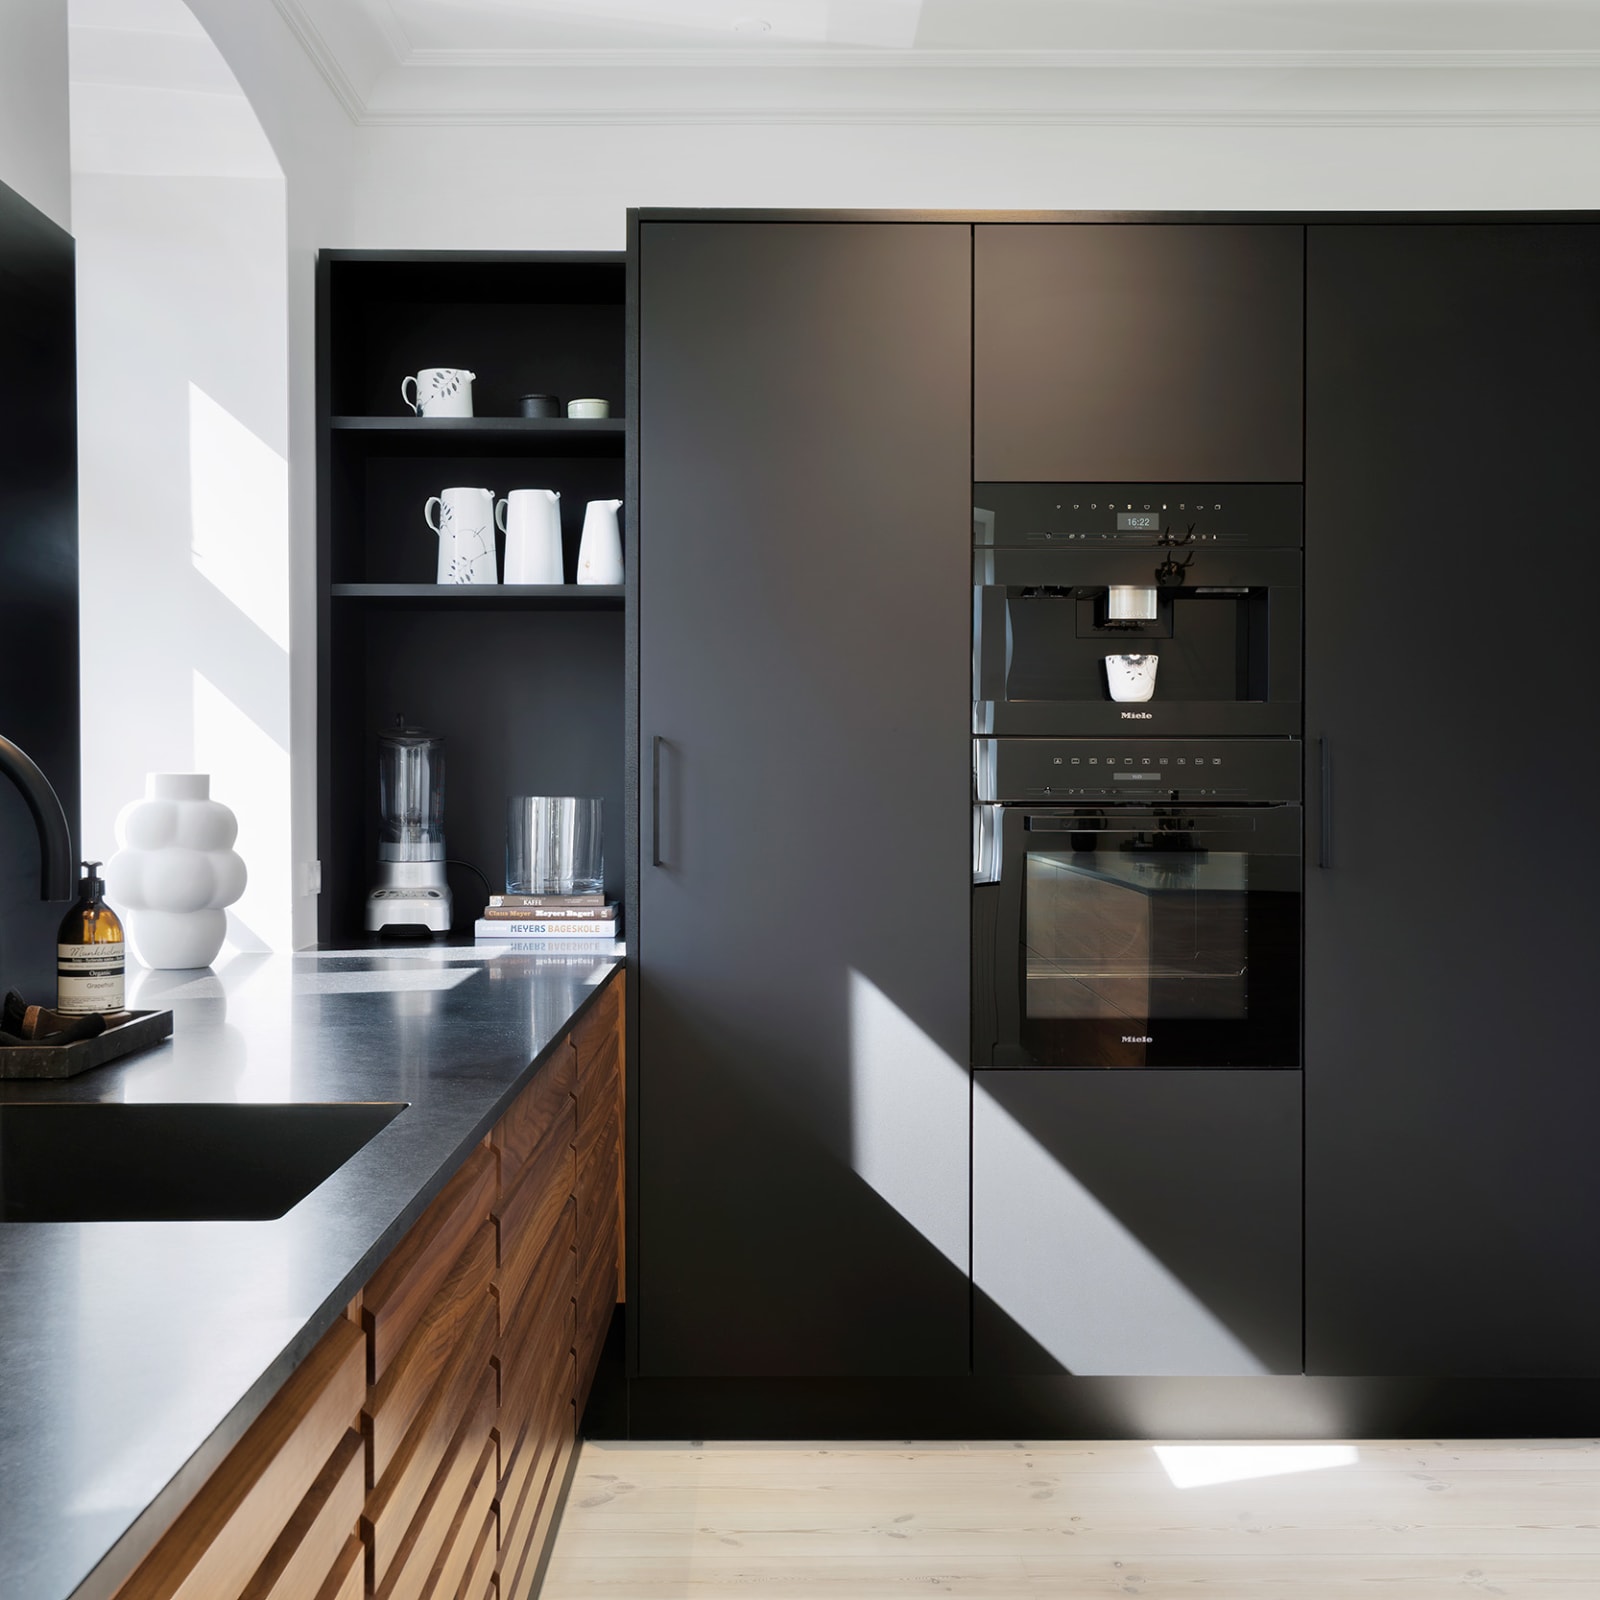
<box><xmin>0</xmin><ymin>1008</ymin><xmax>172</xmax><ymax>1080</ymax></box>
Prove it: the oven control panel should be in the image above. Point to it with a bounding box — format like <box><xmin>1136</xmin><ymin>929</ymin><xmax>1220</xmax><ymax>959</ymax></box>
<box><xmin>973</xmin><ymin>483</ymin><xmax>1303</xmax><ymax>550</ymax></box>
<box><xmin>976</xmin><ymin>738</ymin><xmax>1302</xmax><ymax>804</ymax></box>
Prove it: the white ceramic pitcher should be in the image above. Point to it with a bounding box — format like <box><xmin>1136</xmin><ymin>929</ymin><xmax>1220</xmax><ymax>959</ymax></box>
<box><xmin>426</xmin><ymin>486</ymin><xmax>498</xmax><ymax>584</ymax></box>
<box><xmin>402</xmin><ymin>367</ymin><xmax>476</xmax><ymax>417</ymax></box>
<box><xmin>500</xmin><ymin>490</ymin><xmax>564</xmax><ymax>585</ymax></box>
<box><xmin>576</xmin><ymin>499</ymin><xmax>623</xmax><ymax>585</ymax></box>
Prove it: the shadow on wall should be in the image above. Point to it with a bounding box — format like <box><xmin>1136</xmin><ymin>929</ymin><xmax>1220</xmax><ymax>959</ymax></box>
<box><xmin>69</xmin><ymin>0</ymin><xmax>291</xmax><ymax>954</ymax></box>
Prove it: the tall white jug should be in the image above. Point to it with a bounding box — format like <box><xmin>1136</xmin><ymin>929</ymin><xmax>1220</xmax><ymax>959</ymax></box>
<box><xmin>576</xmin><ymin>499</ymin><xmax>623</xmax><ymax>586</ymax></box>
<box><xmin>501</xmin><ymin>489</ymin><xmax>564</xmax><ymax>585</ymax></box>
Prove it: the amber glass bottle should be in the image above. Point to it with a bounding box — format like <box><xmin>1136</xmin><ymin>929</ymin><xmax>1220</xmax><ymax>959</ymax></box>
<box><xmin>56</xmin><ymin>860</ymin><xmax>125</xmax><ymax>1015</ymax></box>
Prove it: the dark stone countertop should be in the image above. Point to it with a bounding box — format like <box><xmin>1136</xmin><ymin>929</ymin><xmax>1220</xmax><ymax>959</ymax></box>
<box><xmin>0</xmin><ymin>943</ymin><xmax>623</xmax><ymax>1600</ymax></box>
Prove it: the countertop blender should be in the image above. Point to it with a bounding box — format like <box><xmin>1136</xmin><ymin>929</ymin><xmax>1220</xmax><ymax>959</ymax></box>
<box><xmin>365</xmin><ymin>722</ymin><xmax>452</xmax><ymax>935</ymax></box>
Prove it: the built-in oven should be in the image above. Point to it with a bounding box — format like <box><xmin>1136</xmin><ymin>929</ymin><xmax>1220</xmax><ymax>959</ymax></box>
<box><xmin>972</xmin><ymin>738</ymin><xmax>1301</xmax><ymax>1068</ymax></box>
<box><xmin>973</xmin><ymin>483</ymin><xmax>1301</xmax><ymax>737</ymax></box>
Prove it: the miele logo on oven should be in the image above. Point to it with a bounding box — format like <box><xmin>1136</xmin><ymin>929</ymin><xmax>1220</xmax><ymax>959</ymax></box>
<box><xmin>1122</xmin><ymin>1035</ymin><xmax>1154</xmax><ymax>1044</ymax></box>
<box><xmin>1120</xmin><ymin>711</ymin><xmax>1153</xmax><ymax>720</ymax></box>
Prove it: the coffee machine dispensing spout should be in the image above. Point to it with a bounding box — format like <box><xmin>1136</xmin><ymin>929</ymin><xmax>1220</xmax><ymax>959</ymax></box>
<box><xmin>0</xmin><ymin>733</ymin><xmax>74</xmax><ymax>900</ymax></box>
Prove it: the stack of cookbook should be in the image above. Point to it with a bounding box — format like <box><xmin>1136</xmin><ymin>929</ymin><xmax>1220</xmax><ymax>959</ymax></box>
<box><xmin>473</xmin><ymin>891</ymin><xmax>620</xmax><ymax>947</ymax></box>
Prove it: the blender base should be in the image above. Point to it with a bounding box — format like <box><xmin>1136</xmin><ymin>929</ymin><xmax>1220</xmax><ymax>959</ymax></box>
<box><xmin>365</xmin><ymin>861</ymin><xmax>452</xmax><ymax>934</ymax></box>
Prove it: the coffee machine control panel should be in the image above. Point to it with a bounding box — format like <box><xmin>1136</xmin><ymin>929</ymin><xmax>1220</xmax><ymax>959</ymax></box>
<box><xmin>974</xmin><ymin>483</ymin><xmax>1303</xmax><ymax>550</ymax></box>
<box><xmin>976</xmin><ymin>738</ymin><xmax>1303</xmax><ymax>805</ymax></box>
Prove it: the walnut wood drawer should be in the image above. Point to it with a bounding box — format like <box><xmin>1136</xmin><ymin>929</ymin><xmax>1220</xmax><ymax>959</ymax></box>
<box><xmin>365</xmin><ymin>1144</ymin><xmax>497</xmax><ymax>1384</ymax></box>
<box><xmin>572</xmin><ymin>977</ymin><xmax>622</xmax><ymax>1107</ymax></box>
<box><xmin>238</xmin><ymin>1427</ymin><xmax>363</xmax><ymax>1600</ymax></box>
<box><xmin>495</xmin><ymin>1102</ymin><xmax>575</xmax><ymax>1314</ymax></box>
<box><xmin>375</xmin><ymin>1364</ymin><xmax>497</xmax><ymax>1600</ymax></box>
<box><xmin>421</xmin><ymin>1428</ymin><xmax>498</xmax><ymax>1600</ymax></box>
<box><xmin>366</xmin><ymin>1219</ymin><xmax>496</xmax><ymax>1486</ymax></box>
<box><xmin>497</xmin><ymin>1197</ymin><xmax>574</xmax><ymax>1402</ymax></box>
<box><xmin>508</xmin><ymin>1433</ymin><xmax>579</xmax><ymax>1600</ymax></box>
<box><xmin>366</xmin><ymin>1293</ymin><xmax>496</xmax><ymax>1591</ymax></box>
<box><xmin>313</xmin><ymin>1536</ymin><xmax>364</xmax><ymax>1600</ymax></box>
<box><xmin>453</xmin><ymin>1501</ymin><xmax>498</xmax><ymax>1600</ymax></box>
<box><xmin>116</xmin><ymin>1317</ymin><xmax>366</xmax><ymax>1600</ymax></box>
<box><xmin>494</xmin><ymin>1041</ymin><xmax>575</xmax><ymax>1194</ymax></box>
<box><xmin>497</xmin><ymin>1356</ymin><xmax>575</xmax><ymax>1594</ymax></box>
<box><xmin>575</xmin><ymin>1106</ymin><xmax>619</xmax><ymax>1234</ymax></box>
<box><xmin>502</xmin><ymin>1290</ymin><xmax>577</xmax><ymax>1467</ymax></box>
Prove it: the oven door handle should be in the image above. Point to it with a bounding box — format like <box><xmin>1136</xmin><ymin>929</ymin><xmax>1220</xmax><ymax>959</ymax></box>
<box><xmin>974</xmin><ymin>585</ymin><xmax>1012</xmax><ymax>703</ymax></box>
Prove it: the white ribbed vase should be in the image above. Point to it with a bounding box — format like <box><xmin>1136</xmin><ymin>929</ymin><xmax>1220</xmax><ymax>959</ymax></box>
<box><xmin>106</xmin><ymin>774</ymin><xmax>247</xmax><ymax>970</ymax></box>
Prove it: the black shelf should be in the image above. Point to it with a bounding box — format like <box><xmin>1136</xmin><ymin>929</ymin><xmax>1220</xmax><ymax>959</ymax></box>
<box><xmin>331</xmin><ymin>583</ymin><xmax>623</xmax><ymax>608</ymax></box>
<box><xmin>331</xmin><ymin>416</ymin><xmax>625</xmax><ymax>457</ymax></box>
<box><xmin>318</xmin><ymin>249</ymin><xmax>629</xmax><ymax>946</ymax></box>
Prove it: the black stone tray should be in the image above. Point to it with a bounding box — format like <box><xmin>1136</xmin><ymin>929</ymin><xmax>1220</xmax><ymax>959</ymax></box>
<box><xmin>0</xmin><ymin>1010</ymin><xmax>173</xmax><ymax>1080</ymax></box>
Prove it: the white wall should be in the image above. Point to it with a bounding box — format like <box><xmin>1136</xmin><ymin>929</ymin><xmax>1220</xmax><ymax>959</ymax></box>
<box><xmin>0</xmin><ymin>0</ymin><xmax>71</xmax><ymax>229</ymax></box>
<box><xmin>71</xmin><ymin>0</ymin><xmax>294</xmax><ymax>954</ymax></box>
<box><xmin>342</xmin><ymin>119</ymin><xmax>1600</xmax><ymax>250</ymax></box>
<box><xmin>71</xmin><ymin>0</ymin><xmax>352</xmax><ymax>951</ymax></box>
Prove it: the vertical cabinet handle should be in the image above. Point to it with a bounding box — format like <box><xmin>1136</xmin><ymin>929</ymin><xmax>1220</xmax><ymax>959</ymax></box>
<box><xmin>1317</xmin><ymin>737</ymin><xmax>1333</xmax><ymax>869</ymax></box>
<box><xmin>651</xmin><ymin>735</ymin><xmax>664</xmax><ymax>868</ymax></box>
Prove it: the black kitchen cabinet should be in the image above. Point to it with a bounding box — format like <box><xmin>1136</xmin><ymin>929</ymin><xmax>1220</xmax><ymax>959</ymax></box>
<box><xmin>635</xmin><ymin>222</ymin><xmax>973</xmax><ymax>1377</ymax></box>
<box><xmin>974</xmin><ymin>224</ymin><xmax>1303</xmax><ymax>484</ymax></box>
<box><xmin>1304</xmin><ymin>223</ymin><xmax>1600</xmax><ymax>1377</ymax></box>
<box><xmin>0</xmin><ymin>180</ymin><xmax>79</xmax><ymax>1001</ymax></box>
<box><xmin>974</xmin><ymin>1070</ymin><xmax>1302</xmax><ymax>1376</ymax></box>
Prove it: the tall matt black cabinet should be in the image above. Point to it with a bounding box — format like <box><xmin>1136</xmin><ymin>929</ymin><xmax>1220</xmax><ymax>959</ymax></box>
<box><xmin>0</xmin><ymin>179</ymin><xmax>79</xmax><ymax>1001</ymax></box>
<box><xmin>634</xmin><ymin>221</ymin><xmax>973</xmax><ymax>1376</ymax></box>
<box><xmin>1304</xmin><ymin>223</ymin><xmax>1600</xmax><ymax>1378</ymax></box>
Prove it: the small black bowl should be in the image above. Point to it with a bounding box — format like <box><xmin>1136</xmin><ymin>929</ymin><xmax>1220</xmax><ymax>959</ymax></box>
<box><xmin>518</xmin><ymin>394</ymin><xmax>560</xmax><ymax>418</ymax></box>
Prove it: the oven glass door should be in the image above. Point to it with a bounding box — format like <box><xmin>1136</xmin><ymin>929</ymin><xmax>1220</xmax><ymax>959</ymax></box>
<box><xmin>988</xmin><ymin>804</ymin><xmax>1300</xmax><ymax>1067</ymax></box>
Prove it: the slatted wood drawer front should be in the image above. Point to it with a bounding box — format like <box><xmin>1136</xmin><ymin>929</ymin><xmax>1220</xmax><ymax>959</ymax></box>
<box><xmin>421</xmin><ymin>1429</ymin><xmax>498</xmax><ymax>1600</ymax></box>
<box><xmin>498</xmin><ymin>1197</ymin><xmax>575</xmax><ymax>1426</ymax></box>
<box><xmin>572</xmin><ymin>977</ymin><xmax>621</xmax><ymax>1109</ymax></box>
<box><xmin>500</xmin><ymin>1292</ymin><xmax>577</xmax><ymax>1517</ymax></box>
<box><xmin>238</xmin><ymin>1428</ymin><xmax>363</xmax><ymax>1600</ymax></box>
<box><xmin>313</xmin><ymin>1536</ymin><xmax>363</xmax><ymax>1600</ymax></box>
<box><xmin>453</xmin><ymin>1504</ymin><xmax>498</xmax><ymax>1600</ymax></box>
<box><xmin>576</xmin><ymin>1218</ymin><xmax>619</xmax><ymax>1403</ymax></box>
<box><xmin>375</xmin><ymin>1366</ymin><xmax>498</xmax><ymax>1600</ymax></box>
<box><xmin>495</xmin><ymin>1040</ymin><xmax>576</xmax><ymax>1195</ymax></box>
<box><xmin>496</xmin><ymin>1100</ymin><xmax>575</xmax><ymax>1316</ymax></box>
<box><xmin>115</xmin><ymin>1317</ymin><xmax>366</xmax><ymax>1600</ymax></box>
<box><xmin>497</xmin><ymin>1356</ymin><xmax>576</xmax><ymax>1599</ymax></box>
<box><xmin>365</xmin><ymin>1144</ymin><xmax>497</xmax><ymax>1384</ymax></box>
<box><xmin>366</xmin><ymin>1292</ymin><xmax>497</xmax><ymax>1590</ymax></box>
<box><xmin>367</xmin><ymin>1219</ymin><xmax>497</xmax><ymax>1484</ymax></box>
<box><xmin>516</xmin><ymin>1420</ymin><xmax>577</xmax><ymax>1600</ymax></box>
<box><xmin>575</xmin><ymin>1104</ymin><xmax>620</xmax><ymax>1251</ymax></box>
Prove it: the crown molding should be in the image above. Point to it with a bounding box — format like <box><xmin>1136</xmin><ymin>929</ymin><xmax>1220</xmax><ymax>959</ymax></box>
<box><xmin>265</xmin><ymin>12</ymin><xmax>1600</xmax><ymax>130</ymax></box>
<box><xmin>268</xmin><ymin>0</ymin><xmax>371</xmax><ymax>122</ymax></box>
<box><xmin>356</xmin><ymin>105</ymin><xmax>1600</xmax><ymax>130</ymax></box>
<box><xmin>395</xmin><ymin>46</ymin><xmax>1600</xmax><ymax>73</ymax></box>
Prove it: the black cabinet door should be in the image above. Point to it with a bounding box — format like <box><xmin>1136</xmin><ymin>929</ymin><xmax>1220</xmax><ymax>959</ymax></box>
<box><xmin>1305</xmin><ymin>224</ymin><xmax>1600</xmax><ymax>1377</ymax></box>
<box><xmin>974</xmin><ymin>1070</ymin><xmax>1302</xmax><ymax>1376</ymax></box>
<box><xmin>636</xmin><ymin>222</ymin><xmax>973</xmax><ymax>1377</ymax></box>
<box><xmin>974</xmin><ymin>224</ymin><xmax>1304</xmax><ymax>483</ymax></box>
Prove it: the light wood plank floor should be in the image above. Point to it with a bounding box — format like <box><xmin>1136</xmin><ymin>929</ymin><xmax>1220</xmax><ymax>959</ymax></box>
<box><xmin>542</xmin><ymin>1439</ymin><xmax>1600</xmax><ymax>1598</ymax></box>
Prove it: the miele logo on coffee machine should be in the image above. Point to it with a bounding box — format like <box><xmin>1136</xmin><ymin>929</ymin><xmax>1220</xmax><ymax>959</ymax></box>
<box><xmin>1120</xmin><ymin>711</ymin><xmax>1153</xmax><ymax>720</ymax></box>
<box><xmin>1123</xmin><ymin>1035</ymin><xmax>1154</xmax><ymax>1045</ymax></box>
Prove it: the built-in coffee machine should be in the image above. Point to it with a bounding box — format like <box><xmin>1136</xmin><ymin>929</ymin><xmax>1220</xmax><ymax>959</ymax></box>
<box><xmin>973</xmin><ymin>483</ymin><xmax>1301</xmax><ymax>736</ymax></box>
<box><xmin>972</xmin><ymin>485</ymin><xmax>1303</xmax><ymax>1069</ymax></box>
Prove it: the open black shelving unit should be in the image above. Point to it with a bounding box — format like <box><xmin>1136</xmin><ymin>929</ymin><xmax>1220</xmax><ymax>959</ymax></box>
<box><xmin>317</xmin><ymin>250</ymin><xmax>629</xmax><ymax>944</ymax></box>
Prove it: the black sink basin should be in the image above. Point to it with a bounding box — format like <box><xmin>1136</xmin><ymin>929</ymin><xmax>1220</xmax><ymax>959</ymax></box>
<box><xmin>0</xmin><ymin>1101</ymin><xmax>407</xmax><ymax>1222</ymax></box>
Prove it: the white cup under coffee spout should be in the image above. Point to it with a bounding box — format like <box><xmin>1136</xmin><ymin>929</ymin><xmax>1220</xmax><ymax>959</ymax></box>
<box><xmin>402</xmin><ymin>368</ymin><xmax>476</xmax><ymax>417</ymax></box>
<box><xmin>1105</xmin><ymin>654</ymin><xmax>1159</xmax><ymax>703</ymax></box>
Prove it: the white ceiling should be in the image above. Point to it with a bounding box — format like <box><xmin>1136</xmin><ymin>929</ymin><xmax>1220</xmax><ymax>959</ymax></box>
<box><xmin>269</xmin><ymin>0</ymin><xmax>1600</xmax><ymax>124</ymax></box>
